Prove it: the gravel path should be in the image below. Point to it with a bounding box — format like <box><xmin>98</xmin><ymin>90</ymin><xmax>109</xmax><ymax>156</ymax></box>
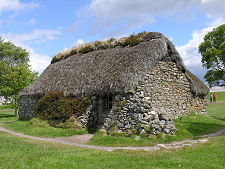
<box><xmin>0</xmin><ymin>127</ymin><xmax>224</xmax><ymax>152</ymax></box>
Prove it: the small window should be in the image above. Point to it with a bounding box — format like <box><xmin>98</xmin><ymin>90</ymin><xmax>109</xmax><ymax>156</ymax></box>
<box><xmin>92</xmin><ymin>100</ymin><xmax>97</xmax><ymax>111</ymax></box>
<box><xmin>104</xmin><ymin>94</ymin><xmax>113</xmax><ymax>110</ymax></box>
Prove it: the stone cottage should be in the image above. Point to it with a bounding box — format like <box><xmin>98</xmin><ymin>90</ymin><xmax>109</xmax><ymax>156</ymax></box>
<box><xmin>19</xmin><ymin>32</ymin><xmax>209</xmax><ymax>134</ymax></box>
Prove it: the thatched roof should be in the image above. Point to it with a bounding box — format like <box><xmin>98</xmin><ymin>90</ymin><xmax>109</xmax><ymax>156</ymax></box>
<box><xmin>20</xmin><ymin>32</ymin><xmax>209</xmax><ymax>98</ymax></box>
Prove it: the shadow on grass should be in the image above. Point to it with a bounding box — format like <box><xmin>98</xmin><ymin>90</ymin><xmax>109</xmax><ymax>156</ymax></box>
<box><xmin>177</xmin><ymin>121</ymin><xmax>225</xmax><ymax>137</ymax></box>
<box><xmin>0</xmin><ymin>113</ymin><xmax>16</xmax><ymax>118</ymax></box>
<box><xmin>212</xmin><ymin>117</ymin><xmax>225</xmax><ymax>121</ymax></box>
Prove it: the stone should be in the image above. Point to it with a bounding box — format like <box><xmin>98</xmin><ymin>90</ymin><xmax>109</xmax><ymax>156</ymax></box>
<box><xmin>149</xmin><ymin>111</ymin><xmax>157</xmax><ymax>116</ymax></box>
<box><xmin>135</xmin><ymin>136</ymin><xmax>141</xmax><ymax>141</ymax></box>
<box><xmin>118</xmin><ymin>123</ymin><xmax>124</xmax><ymax>128</ymax></box>
<box><xmin>140</xmin><ymin>129</ymin><xmax>146</xmax><ymax>135</ymax></box>
<box><xmin>160</xmin><ymin>66</ymin><xmax>167</xmax><ymax>70</ymax></box>
<box><xmin>158</xmin><ymin>96</ymin><xmax>164</xmax><ymax>100</ymax></box>
<box><xmin>151</xmin><ymin>124</ymin><xmax>160</xmax><ymax>129</ymax></box>
<box><xmin>159</xmin><ymin>114</ymin><xmax>169</xmax><ymax>121</ymax></box>
<box><xmin>143</xmin><ymin>103</ymin><xmax>151</xmax><ymax>109</ymax></box>
<box><xmin>137</xmin><ymin>114</ymin><xmax>143</xmax><ymax>121</ymax></box>
<box><xmin>152</xmin><ymin>119</ymin><xmax>160</xmax><ymax>124</ymax></box>
<box><xmin>91</xmin><ymin>96</ymin><xmax>97</xmax><ymax>100</ymax></box>
<box><xmin>143</xmin><ymin>114</ymin><xmax>151</xmax><ymax>120</ymax></box>
<box><xmin>163</xmin><ymin>128</ymin><xmax>170</xmax><ymax>134</ymax></box>
<box><xmin>159</xmin><ymin>120</ymin><xmax>165</xmax><ymax>127</ymax></box>
<box><xmin>139</xmin><ymin>91</ymin><xmax>144</xmax><ymax>98</ymax></box>
<box><xmin>123</xmin><ymin>107</ymin><xmax>129</xmax><ymax>111</ymax></box>
<box><xmin>125</xmin><ymin>123</ymin><xmax>132</xmax><ymax>129</ymax></box>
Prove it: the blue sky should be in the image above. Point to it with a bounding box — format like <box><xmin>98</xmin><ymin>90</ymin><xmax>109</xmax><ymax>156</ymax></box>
<box><xmin>0</xmin><ymin>0</ymin><xmax>225</xmax><ymax>83</ymax></box>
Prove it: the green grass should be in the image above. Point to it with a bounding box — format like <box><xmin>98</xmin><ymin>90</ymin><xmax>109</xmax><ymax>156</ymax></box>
<box><xmin>0</xmin><ymin>104</ymin><xmax>15</xmax><ymax>110</ymax></box>
<box><xmin>0</xmin><ymin>102</ymin><xmax>224</xmax><ymax>146</ymax></box>
<box><xmin>89</xmin><ymin>103</ymin><xmax>225</xmax><ymax>147</ymax></box>
<box><xmin>0</xmin><ymin>92</ymin><xmax>224</xmax><ymax>145</ymax></box>
<box><xmin>0</xmin><ymin>111</ymin><xmax>88</xmax><ymax>138</ymax></box>
<box><xmin>0</xmin><ymin>109</ymin><xmax>17</xmax><ymax>122</ymax></box>
<box><xmin>207</xmin><ymin>102</ymin><xmax>225</xmax><ymax>121</ymax></box>
<box><xmin>0</xmin><ymin>93</ymin><xmax>224</xmax><ymax>168</ymax></box>
<box><xmin>0</xmin><ymin>131</ymin><xmax>224</xmax><ymax>169</ymax></box>
<box><xmin>207</xmin><ymin>91</ymin><xmax>225</xmax><ymax>102</ymax></box>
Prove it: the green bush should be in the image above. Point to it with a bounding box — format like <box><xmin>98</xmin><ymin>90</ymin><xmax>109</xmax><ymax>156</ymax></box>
<box><xmin>36</xmin><ymin>91</ymin><xmax>91</xmax><ymax>125</ymax></box>
<box><xmin>70</xmin><ymin>96</ymin><xmax>91</xmax><ymax>116</ymax></box>
<box><xmin>36</xmin><ymin>91</ymin><xmax>73</xmax><ymax>121</ymax></box>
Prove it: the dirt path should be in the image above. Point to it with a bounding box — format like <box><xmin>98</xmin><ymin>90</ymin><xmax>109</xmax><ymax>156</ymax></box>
<box><xmin>0</xmin><ymin>127</ymin><xmax>224</xmax><ymax>151</ymax></box>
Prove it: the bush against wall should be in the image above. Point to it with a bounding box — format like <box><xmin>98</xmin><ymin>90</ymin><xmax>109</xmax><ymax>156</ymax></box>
<box><xmin>36</xmin><ymin>91</ymin><xmax>91</xmax><ymax>124</ymax></box>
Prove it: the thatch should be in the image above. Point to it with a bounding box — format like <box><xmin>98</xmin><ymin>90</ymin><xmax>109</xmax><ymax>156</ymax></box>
<box><xmin>51</xmin><ymin>32</ymin><xmax>151</xmax><ymax>64</ymax></box>
<box><xmin>186</xmin><ymin>70</ymin><xmax>209</xmax><ymax>97</ymax></box>
<box><xmin>20</xmin><ymin>32</ymin><xmax>209</xmax><ymax>98</ymax></box>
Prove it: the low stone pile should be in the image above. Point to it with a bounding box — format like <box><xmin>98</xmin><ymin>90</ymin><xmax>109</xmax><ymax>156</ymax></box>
<box><xmin>101</xmin><ymin>94</ymin><xmax>177</xmax><ymax>135</ymax></box>
<box><xmin>147</xmin><ymin>108</ymin><xmax>177</xmax><ymax>135</ymax></box>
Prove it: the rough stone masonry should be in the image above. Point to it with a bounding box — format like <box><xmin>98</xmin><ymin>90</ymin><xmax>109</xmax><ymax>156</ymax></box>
<box><xmin>85</xmin><ymin>61</ymin><xmax>207</xmax><ymax>135</ymax></box>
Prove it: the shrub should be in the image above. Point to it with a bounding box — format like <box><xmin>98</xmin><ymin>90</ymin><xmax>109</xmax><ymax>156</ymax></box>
<box><xmin>70</xmin><ymin>96</ymin><xmax>91</xmax><ymax>116</ymax></box>
<box><xmin>36</xmin><ymin>91</ymin><xmax>73</xmax><ymax>121</ymax></box>
<box><xmin>36</xmin><ymin>91</ymin><xmax>91</xmax><ymax>125</ymax></box>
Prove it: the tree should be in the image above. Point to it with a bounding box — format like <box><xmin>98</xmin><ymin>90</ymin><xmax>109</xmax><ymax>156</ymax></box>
<box><xmin>199</xmin><ymin>24</ymin><xmax>225</xmax><ymax>87</ymax></box>
<box><xmin>0</xmin><ymin>37</ymin><xmax>38</xmax><ymax>115</ymax></box>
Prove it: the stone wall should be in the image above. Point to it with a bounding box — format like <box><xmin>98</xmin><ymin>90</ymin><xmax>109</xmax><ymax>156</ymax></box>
<box><xmin>100</xmin><ymin>61</ymin><xmax>207</xmax><ymax>134</ymax></box>
<box><xmin>18</xmin><ymin>96</ymin><xmax>41</xmax><ymax>120</ymax></box>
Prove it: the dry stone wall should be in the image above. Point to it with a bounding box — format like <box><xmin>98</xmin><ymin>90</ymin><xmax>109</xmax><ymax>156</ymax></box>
<box><xmin>18</xmin><ymin>96</ymin><xmax>41</xmax><ymax>120</ymax></box>
<box><xmin>100</xmin><ymin>61</ymin><xmax>207</xmax><ymax>134</ymax></box>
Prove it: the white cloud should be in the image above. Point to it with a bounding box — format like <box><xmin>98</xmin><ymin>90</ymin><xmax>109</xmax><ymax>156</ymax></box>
<box><xmin>79</xmin><ymin>0</ymin><xmax>197</xmax><ymax>37</ymax></box>
<box><xmin>75</xmin><ymin>0</ymin><xmax>225</xmax><ymax>37</ymax></box>
<box><xmin>199</xmin><ymin>0</ymin><xmax>225</xmax><ymax>19</ymax></box>
<box><xmin>29</xmin><ymin>51</ymin><xmax>51</xmax><ymax>74</ymax></box>
<box><xmin>2</xmin><ymin>29</ymin><xmax>61</xmax><ymax>45</ymax></box>
<box><xmin>176</xmin><ymin>18</ymin><xmax>225</xmax><ymax>68</ymax></box>
<box><xmin>210</xmin><ymin>86</ymin><xmax>225</xmax><ymax>92</ymax></box>
<box><xmin>72</xmin><ymin>39</ymin><xmax>84</xmax><ymax>47</ymax></box>
<box><xmin>1</xmin><ymin>29</ymin><xmax>61</xmax><ymax>73</ymax></box>
<box><xmin>27</xmin><ymin>18</ymin><xmax>36</xmax><ymax>25</ymax></box>
<box><xmin>0</xmin><ymin>0</ymin><xmax>39</xmax><ymax>14</ymax></box>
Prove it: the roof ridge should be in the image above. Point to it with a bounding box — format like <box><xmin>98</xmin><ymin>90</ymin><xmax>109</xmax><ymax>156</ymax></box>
<box><xmin>51</xmin><ymin>32</ymin><xmax>164</xmax><ymax>64</ymax></box>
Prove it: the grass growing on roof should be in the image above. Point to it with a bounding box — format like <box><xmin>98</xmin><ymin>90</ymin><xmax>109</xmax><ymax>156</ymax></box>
<box><xmin>51</xmin><ymin>31</ymin><xmax>149</xmax><ymax>64</ymax></box>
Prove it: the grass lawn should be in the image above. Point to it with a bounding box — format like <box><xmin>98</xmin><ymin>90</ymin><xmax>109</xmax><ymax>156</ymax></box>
<box><xmin>0</xmin><ymin>96</ymin><xmax>224</xmax><ymax>145</ymax></box>
<box><xmin>0</xmin><ymin>110</ymin><xmax>88</xmax><ymax>138</ymax></box>
<box><xmin>0</xmin><ymin>92</ymin><xmax>224</xmax><ymax>168</ymax></box>
<box><xmin>0</xmin><ymin>131</ymin><xmax>224</xmax><ymax>169</ymax></box>
<box><xmin>207</xmin><ymin>91</ymin><xmax>225</xmax><ymax>102</ymax></box>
